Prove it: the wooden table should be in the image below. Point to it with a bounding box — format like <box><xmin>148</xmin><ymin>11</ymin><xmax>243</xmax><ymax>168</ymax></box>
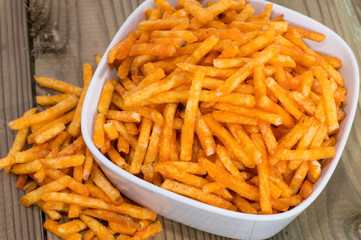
<box><xmin>1</xmin><ymin>0</ymin><xmax>360</xmax><ymax>239</ymax></box>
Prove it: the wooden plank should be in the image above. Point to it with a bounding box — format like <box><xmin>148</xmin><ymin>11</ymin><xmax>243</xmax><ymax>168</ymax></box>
<box><xmin>1</xmin><ymin>0</ymin><xmax>361</xmax><ymax>239</ymax></box>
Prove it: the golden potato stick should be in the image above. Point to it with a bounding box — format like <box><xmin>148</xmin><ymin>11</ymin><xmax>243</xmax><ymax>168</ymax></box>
<box><xmin>124</xmin><ymin>70</ymin><xmax>186</xmax><ymax>106</ymax></box>
<box><xmin>178</xmin><ymin>63</ymin><xmax>237</xmax><ymax>78</ymax></box>
<box><xmin>68</xmin><ymin>165</ymin><xmax>85</xmax><ymax>218</ymax></box>
<box><xmin>110</xmin><ymin>120</ymin><xmax>138</xmax><ymax>149</ymax></box>
<box><xmin>80</xmin><ymin>214</ymin><xmax>115</xmax><ymax>240</ymax></box>
<box><xmin>274</xmin><ymin>147</ymin><xmax>335</xmax><ymax>161</ymax></box>
<box><xmin>216</xmin><ymin>45</ymin><xmax>280</xmax><ymax>95</ymax></box>
<box><xmin>214</xmin><ymin>103</ymin><xmax>282</xmax><ymax>126</ymax></box>
<box><xmin>251</xmin><ymin>133</ymin><xmax>272</xmax><ymax>214</ymax></box>
<box><xmin>93</xmin><ymin>113</ymin><xmax>106</xmax><ymax>149</ymax></box>
<box><xmin>104</xmin><ymin>122</ymin><xmax>120</xmax><ymax>141</ymax></box>
<box><xmin>36</xmin><ymin>94</ymin><xmax>71</xmax><ymax>106</ymax></box>
<box><xmin>14</xmin><ymin>144</ymin><xmax>49</xmax><ymax>163</ymax></box>
<box><xmin>307</xmin><ymin>160</ymin><xmax>321</xmax><ymax>183</ymax></box>
<box><xmin>151</xmin><ymin>30</ymin><xmax>196</xmax><ymax>43</ymax></box>
<box><xmin>131</xmin><ymin>221</ymin><xmax>162</xmax><ymax>240</ymax></box>
<box><xmin>129</xmin><ymin>42</ymin><xmax>176</xmax><ymax>57</ymax></box>
<box><xmin>158</xmin><ymin>103</ymin><xmax>177</xmax><ymax>161</ymax></box>
<box><xmin>180</xmin><ymin>71</ymin><xmax>204</xmax><ymax>161</ymax></box>
<box><xmin>178</xmin><ymin>0</ymin><xmax>213</xmax><ymax>23</ymax></box>
<box><xmin>150</xmin><ymin>37</ymin><xmax>187</xmax><ymax>47</ymax></box>
<box><xmin>19</xmin><ymin>175</ymin><xmax>70</xmax><ymax>207</ymax></box>
<box><xmin>232</xmin><ymin>193</ymin><xmax>257</xmax><ymax>214</ymax></box>
<box><xmin>212</xmin><ymin>58</ymin><xmax>249</xmax><ymax>69</ymax></box>
<box><xmin>170</xmin><ymin>129</ymin><xmax>179</xmax><ymax>161</ymax></box>
<box><xmin>41</xmin><ymin>155</ymin><xmax>85</xmax><ymax>169</ymax></box>
<box><xmin>288</xmin><ymin>25</ymin><xmax>325</xmax><ymax>42</ymax></box>
<box><xmin>34</xmin><ymin>122</ymin><xmax>66</xmax><ymax>144</ymax></box>
<box><xmin>161</xmin><ymin>179</ymin><xmax>235</xmax><ymax>210</ymax></box>
<box><xmin>116</xmin><ymin>135</ymin><xmax>129</xmax><ymax>155</ymax></box>
<box><xmin>48</xmin><ymin>131</ymin><xmax>70</xmax><ymax>149</ymax></box>
<box><xmin>125</xmin><ymin>122</ymin><xmax>139</xmax><ymax>135</ymax></box>
<box><xmin>289</xmin><ymin>161</ymin><xmax>309</xmax><ymax>195</ymax></box>
<box><xmin>195</xmin><ymin>112</ymin><xmax>216</xmax><ymax>156</ymax></box>
<box><xmin>112</xmin><ymin>79</ymin><xmax>127</xmax><ymax>96</ymax></box>
<box><xmin>44</xmin><ymin>219</ymin><xmax>73</xmax><ymax>239</ymax></box>
<box><xmin>82</xmin><ymin>148</ymin><xmax>94</xmax><ymax>181</ymax></box>
<box><xmin>98</xmin><ymin>80</ymin><xmax>115</xmax><ymax>114</ymax></box>
<box><xmin>288</xmin><ymin>91</ymin><xmax>316</xmax><ymax>116</ymax></box>
<box><xmin>199</xmin><ymin>158</ymin><xmax>259</xmax><ymax>201</ymax></box>
<box><xmin>270</xmin><ymin>198</ymin><xmax>289</xmax><ymax>212</ymax></box>
<box><xmin>258</xmin><ymin>121</ymin><xmax>278</xmax><ymax>156</ymax></box>
<box><xmin>57</xmin><ymin>135</ymin><xmax>85</xmax><ymax>157</ymax></box>
<box><xmin>82</xmin><ymin>209</ymin><xmax>140</xmax><ymax>229</ymax></box>
<box><xmin>138</xmin><ymin>17</ymin><xmax>189</xmax><ymax>31</ymax></box>
<box><xmin>107</xmin><ymin>145</ymin><xmax>127</xmax><ymax>169</ymax></box>
<box><xmin>110</xmin><ymin>203</ymin><xmax>157</xmax><ymax>221</ymax></box>
<box><xmin>145</xmin><ymin>8</ymin><xmax>162</xmax><ymax>20</ymax></box>
<box><xmin>136</xmin><ymin>106</ymin><xmax>164</xmax><ymax>126</ymax></box>
<box><xmin>84</xmin><ymin>230</ymin><xmax>96</xmax><ymax>240</ymax></box>
<box><xmin>265</xmin><ymin>77</ymin><xmax>304</xmax><ymax>121</ymax></box>
<box><xmin>206</xmin><ymin>0</ymin><xmax>234</xmax><ymax>17</ymax></box>
<box><xmin>128</xmin><ymin>119</ymin><xmax>153</xmax><ymax>174</ymax></box>
<box><xmin>298</xmin><ymin>70</ymin><xmax>313</xmax><ymax>98</ymax></box>
<box><xmin>202</xmin><ymin>114</ymin><xmax>254</xmax><ymax>168</ymax></box>
<box><xmin>9</xmin><ymin>94</ymin><xmax>78</xmax><ymax>130</ymax></box>
<box><xmin>193</xmin><ymin>28</ymin><xmax>243</xmax><ymax>42</ymax></box>
<box><xmin>300</xmin><ymin>179</ymin><xmax>313</xmax><ymax>199</ymax></box>
<box><xmin>12</xmin><ymin>160</ymin><xmax>42</xmax><ymax>175</ymax></box>
<box><xmin>131</xmin><ymin>68</ymin><xmax>165</xmax><ymax>93</ymax></box>
<box><xmin>56</xmin><ymin>219</ymin><xmax>88</xmax><ymax>236</ymax></box>
<box><xmin>268</xmin><ymin>170</ymin><xmax>292</xmax><ymax>198</ymax></box>
<box><xmin>143</xmin><ymin>124</ymin><xmax>162</xmax><ymax>166</ymax></box>
<box><xmin>42</xmin><ymin>200</ymin><xmax>70</xmax><ymax>212</ymax></box>
<box><xmin>153</xmin><ymin>162</ymin><xmax>208</xmax><ymax>188</ymax></box>
<box><xmin>279</xmin><ymin>46</ymin><xmax>316</xmax><ymax>68</ymax></box>
<box><xmin>91</xmin><ymin>166</ymin><xmax>122</xmax><ymax>202</ymax></box>
<box><xmin>185</xmin><ymin>35</ymin><xmax>219</xmax><ymax>64</ymax></box>
<box><xmin>312</xmin><ymin>66</ymin><xmax>339</xmax><ymax>134</ymax></box>
<box><xmin>84</xmin><ymin>183</ymin><xmax>113</xmax><ymax>204</ymax></box>
<box><xmin>27</xmin><ymin>110</ymin><xmax>75</xmax><ymax>144</ymax></box>
<box><xmin>163</xmin><ymin>161</ymin><xmax>207</xmax><ymax>175</ymax></box>
<box><xmin>317</xmin><ymin>52</ymin><xmax>342</xmax><ymax>69</ymax></box>
<box><xmin>117</xmin><ymin>57</ymin><xmax>133</xmax><ymax>80</ymax></box>
<box><xmin>37</xmin><ymin>201</ymin><xmax>62</xmax><ymax>220</ymax></box>
<box><xmin>201</xmin><ymin>91</ymin><xmax>256</xmax><ymax>107</ymax></box>
<box><xmin>34</xmin><ymin>76</ymin><xmax>82</xmax><ymax>96</ymax></box>
<box><xmin>108</xmin><ymin>31</ymin><xmax>136</xmax><ymax>64</ymax></box>
<box><xmin>109</xmin><ymin>222</ymin><xmax>138</xmax><ymax>236</ymax></box>
<box><xmin>154</xmin><ymin>0</ymin><xmax>176</xmax><ymax>12</ymax></box>
<box><xmin>238</xmin><ymin>30</ymin><xmax>275</xmax><ymax>57</ymax></box>
<box><xmin>216</xmin><ymin>145</ymin><xmax>244</xmax><ymax>180</ymax></box>
<box><xmin>258</xmin><ymin>96</ymin><xmax>294</xmax><ymax>128</ymax></box>
<box><xmin>227</xmin><ymin>123</ymin><xmax>262</xmax><ymax>165</ymax></box>
<box><xmin>202</xmin><ymin>181</ymin><xmax>224</xmax><ymax>194</ymax></box>
<box><xmin>268</xmin><ymin>54</ymin><xmax>296</xmax><ymax>68</ymax></box>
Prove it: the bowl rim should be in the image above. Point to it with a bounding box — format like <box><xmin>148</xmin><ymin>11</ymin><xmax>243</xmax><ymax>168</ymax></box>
<box><xmin>81</xmin><ymin>0</ymin><xmax>360</xmax><ymax>223</ymax></box>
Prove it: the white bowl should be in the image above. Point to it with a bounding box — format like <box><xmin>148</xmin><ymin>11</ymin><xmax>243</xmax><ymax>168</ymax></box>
<box><xmin>81</xmin><ymin>0</ymin><xmax>359</xmax><ymax>239</ymax></box>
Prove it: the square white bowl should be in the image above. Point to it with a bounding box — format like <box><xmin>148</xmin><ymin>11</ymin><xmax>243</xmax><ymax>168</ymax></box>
<box><xmin>81</xmin><ymin>1</ymin><xmax>359</xmax><ymax>239</ymax></box>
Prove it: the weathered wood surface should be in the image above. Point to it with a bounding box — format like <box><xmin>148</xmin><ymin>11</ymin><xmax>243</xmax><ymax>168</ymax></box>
<box><xmin>0</xmin><ymin>0</ymin><xmax>360</xmax><ymax>239</ymax></box>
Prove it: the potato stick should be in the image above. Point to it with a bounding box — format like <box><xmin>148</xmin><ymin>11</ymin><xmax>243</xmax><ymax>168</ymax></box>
<box><xmin>257</xmin><ymin>121</ymin><xmax>277</xmax><ymax>156</ymax></box>
<box><xmin>110</xmin><ymin>203</ymin><xmax>157</xmax><ymax>221</ymax></box>
<box><xmin>268</xmin><ymin>170</ymin><xmax>292</xmax><ymax>198</ymax></box>
<box><xmin>193</xmin><ymin>28</ymin><xmax>244</xmax><ymax>42</ymax></box>
<box><xmin>56</xmin><ymin>219</ymin><xmax>88</xmax><ymax>236</ymax></box>
<box><xmin>270</xmin><ymin>198</ymin><xmax>289</xmax><ymax>212</ymax></box>
<box><xmin>108</xmin><ymin>31</ymin><xmax>136</xmax><ymax>63</ymax></box>
<box><xmin>9</xmin><ymin>95</ymin><xmax>78</xmax><ymax>130</ymax></box>
<box><xmin>130</xmin><ymin>221</ymin><xmax>162</xmax><ymax>240</ymax></box>
<box><xmin>289</xmin><ymin>161</ymin><xmax>309</xmax><ymax>195</ymax></box>
<box><xmin>265</xmin><ymin>77</ymin><xmax>304</xmax><ymax>120</ymax></box>
<box><xmin>42</xmin><ymin>201</ymin><xmax>69</xmax><ymax>212</ymax></box>
<box><xmin>112</xmin><ymin>79</ymin><xmax>127</xmax><ymax>96</ymax></box>
<box><xmin>57</xmin><ymin>136</ymin><xmax>85</xmax><ymax>157</ymax></box>
<box><xmin>19</xmin><ymin>175</ymin><xmax>70</xmax><ymax>207</ymax></box>
<box><xmin>23</xmin><ymin>181</ymin><xmax>38</xmax><ymax>193</ymax></box>
<box><xmin>69</xmin><ymin>166</ymin><xmax>83</xmax><ymax>218</ymax></box>
<box><xmin>105</xmin><ymin>110</ymin><xmax>141</xmax><ymax>123</ymax></box>
<box><xmin>79</xmin><ymin>214</ymin><xmax>114</xmax><ymax>240</ymax></box>
<box><xmin>85</xmin><ymin>183</ymin><xmax>113</xmax><ymax>203</ymax></box>
<box><xmin>91</xmin><ymin>166</ymin><xmax>122</xmax><ymax>202</ymax></box>
<box><xmin>93</xmin><ymin>113</ymin><xmax>106</xmax><ymax>149</ymax></box>
<box><xmin>161</xmin><ymin>179</ymin><xmax>235</xmax><ymax>210</ymax></box>
<box><xmin>212</xmin><ymin>58</ymin><xmax>248</xmax><ymax>69</ymax></box>
<box><xmin>178</xmin><ymin>0</ymin><xmax>213</xmax><ymax>23</ymax></box>
<box><xmin>158</xmin><ymin>103</ymin><xmax>177</xmax><ymax>161</ymax></box>
<box><xmin>108</xmin><ymin>145</ymin><xmax>127</xmax><ymax>168</ymax></box>
<box><xmin>298</xmin><ymin>70</ymin><xmax>313</xmax><ymax>98</ymax></box>
<box><xmin>36</xmin><ymin>94</ymin><xmax>71</xmax><ymax>106</ymax></box>
<box><xmin>214</xmin><ymin>103</ymin><xmax>282</xmax><ymax>126</ymax></box>
<box><xmin>48</xmin><ymin>131</ymin><xmax>70</xmax><ymax>149</ymax></box>
<box><xmin>151</xmin><ymin>30</ymin><xmax>196</xmax><ymax>43</ymax></box>
<box><xmin>117</xmin><ymin>57</ymin><xmax>133</xmax><ymax>79</ymax></box>
<box><xmin>14</xmin><ymin>145</ymin><xmax>50</xmax><ymax>163</ymax></box>
<box><xmin>239</xmin><ymin>30</ymin><xmax>275</xmax><ymax>57</ymax></box>
<box><xmin>270</xmin><ymin>182</ymin><xmax>282</xmax><ymax>200</ymax></box>
<box><xmin>216</xmin><ymin>145</ymin><xmax>244</xmax><ymax>180</ymax></box>
<box><xmin>318</xmin><ymin>52</ymin><xmax>342</xmax><ymax>68</ymax></box>
<box><xmin>12</xmin><ymin>159</ymin><xmax>42</xmax><ymax>175</ymax></box>
<box><xmin>216</xmin><ymin>45</ymin><xmax>280</xmax><ymax>95</ymax></box>
<box><xmin>34</xmin><ymin>76</ymin><xmax>82</xmax><ymax>96</ymax></box>
<box><xmin>34</xmin><ymin>123</ymin><xmax>66</xmax><ymax>144</ymax></box>
<box><xmin>203</xmin><ymin>114</ymin><xmax>254</xmax><ymax>168</ymax></box>
<box><xmin>145</xmin><ymin>8</ymin><xmax>162</xmax><ymax>20</ymax></box>
<box><xmin>170</xmin><ymin>130</ymin><xmax>179</xmax><ymax>161</ymax></box>
<box><xmin>202</xmin><ymin>181</ymin><xmax>223</xmax><ymax>194</ymax></box>
<box><xmin>202</xmin><ymin>91</ymin><xmax>256</xmax><ymax>107</ymax></box>
<box><xmin>307</xmin><ymin>160</ymin><xmax>321</xmax><ymax>183</ymax></box>
<box><xmin>124</xmin><ymin>122</ymin><xmax>139</xmax><ymax>135</ymax></box>
<box><xmin>123</xmin><ymin>71</ymin><xmax>186</xmax><ymax>106</ymax></box>
<box><xmin>232</xmin><ymin>193</ymin><xmax>258</xmax><ymax>214</ymax></box>
<box><xmin>288</xmin><ymin>91</ymin><xmax>316</xmax><ymax>116</ymax></box>
<box><xmin>131</xmin><ymin>69</ymin><xmax>165</xmax><ymax>93</ymax></box>
<box><xmin>120</xmin><ymin>78</ymin><xmax>137</xmax><ymax>91</ymax></box>
<box><xmin>15</xmin><ymin>174</ymin><xmax>28</xmax><ymax>189</ymax></box>
<box><xmin>104</xmin><ymin>122</ymin><xmax>120</xmax><ymax>141</ymax></box>
<box><xmin>40</xmin><ymin>155</ymin><xmax>84</xmax><ymax>169</ymax></box>
<box><xmin>82</xmin><ymin>209</ymin><xmax>140</xmax><ymax>228</ymax></box>
<box><xmin>109</xmin><ymin>120</ymin><xmax>138</xmax><ymax>149</ymax></box>
<box><xmin>258</xmin><ymin>96</ymin><xmax>294</xmax><ymax>128</ymax></box>
<box><xmin>129</xmin><ymin>119</ymin><xmax>153</xmax><ymax>174</ymax></box>
<box><xmin>136</xmin><ymin>106</ymin><xmax>164</xmax><ymax>126</ymax></box>
<box><xmin>27</xmin><ymin>110</ymin><xmax>75</xmax><ymax>144</ymax></box>
<box><xmin>312</xmin><ymin>66</ymin><xmax>339</xmax><ymax>134</ymax></box>
<box><xmin>206</xmin><ymin>0</ymin><xmax>234</xmax><ymax>17</ymax></box>
<box><xmin>300</xmin><ymin>179</ymin><xmax>313</xmax><ymax>199</ymax></box>
<box><xmin>109</xmin><ymin>221</ymin><xmax>138</xmax><ymax>235</ymax></box>
<box><xmin>144</xmin><ymin>124</ymin><xmax>162</xmax><ymax>164</ymax></box>
<box><xmin>178</xmin><ymin>63</ymin><xmax>238</xmax><ymax>78</ymax></box>
<box><xmin>288</xmin><ymin>25</ymin><xmax>325</xmax><ymax>42</ymax></box>
<box><xmin>44</xmin><ymin>219</ymin><xmax>72</xmax><ymax>239</ymax></box>
<box><xmin>180</xmin><ymin>71</ymin><xmax>204</xmax><ymax>161</ymax></box>
<box><xmin>37</xmin><ymin>201</ymin><xmax>62</xmax><ymax>220</ymax></box>
<box><xmin>274</xmin><ymin>147</ymin><xmax>335</xmax><ymax>161</ymax></box>
<box><xmin>199</xmin><ymin>158</ymin><xmax>259</xmax><ymax>201</ymax></box>
<box><xmin>185</xmin><ymin>35</ymin><xmax>219</xmax><ymax>64</ymax></box>
<box><xmin>98</xmin><ymin>80</ymin><xmax>115</xmax><ymax>114</ymax></box>
<box><xmin>162</xmin><ymin>161</ymin><xmax>207</xmax><ymax>175</ymax></box>
<box><xmin>84</xmin><ymin>230</ymin><xmax>96</xmax><ymax>240</ymax></box>
<box><xmin>153</xmin><ymin>162</ymin><xmax>208</xmax><ymax>188</ymax></box>
<box><xmin>150</xmin><ymin>37</ymin><xmax>188</xmax><ymax>47</ymax></box>
<box><xmin>195</xmin><ymin>113</ymin><xmax>216</xmax><ymax>156</ymax></box>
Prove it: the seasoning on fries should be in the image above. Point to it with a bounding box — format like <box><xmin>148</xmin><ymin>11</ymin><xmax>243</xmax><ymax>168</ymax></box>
<box><xmin>98</xmin><ymin>0</ymin><xmax>347</xmax><ymax>216</ymax></box>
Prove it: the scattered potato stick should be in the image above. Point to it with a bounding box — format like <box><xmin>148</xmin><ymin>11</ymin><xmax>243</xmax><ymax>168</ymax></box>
<box><xmin>34</xmin><ymin>76</ymin><xmax>82</xmax><ymax>96</ymax></box>
<box><xmin>11</xmin><ymin>160</ymin><xmax>42</xmax><ymax>175</ymax></box>
<box><xmin>40</xmin><ymin>155</ymin><xmax>85</xmax><ymax>169</ymax></box>
<box><xmin>36</xmin><ymin>94</ymin><xmax>71</xmax><ymax>106</ymax></box>
<box><xmin>80</xmin><ymin>214</ymin><xmax>115</xmax><ymax>240</ymax></box>
<box><xmin>130</xmin><ymin>220</ymin><xmax>162</xmax><ymax>240</ymax></box>
<box><xmin>35</xmin><ymin>122</ymin><xmax>66</xmax><ymax>144</ymax></box>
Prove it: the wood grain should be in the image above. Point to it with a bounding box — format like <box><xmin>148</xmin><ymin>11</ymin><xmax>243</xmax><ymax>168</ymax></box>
<box><xmin>0</xmin><ymin>0</ymin><xmax>360</xmax><ymax>239</ymax></box>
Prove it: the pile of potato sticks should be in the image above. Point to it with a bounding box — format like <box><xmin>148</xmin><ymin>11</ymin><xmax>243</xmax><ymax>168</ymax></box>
<box><xmin>95</xmin><ymin>0</ymin><xmax>347</xmax><ymax>215</ymax></box>
<box><xmin>1</xmin><ymin>60</ymin><xmax>161</xmax><ymax>240</ymax></box>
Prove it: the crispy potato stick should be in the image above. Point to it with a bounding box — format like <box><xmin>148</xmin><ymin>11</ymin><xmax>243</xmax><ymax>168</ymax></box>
<box><xmin>124</xmin><ymin>122</ymin><xmax>139</xmax><ymax>135</ymax></box>
<box><xmin>82</xmin><ymin>148</ymin><xmax>94</xmax><ymax>181</ymax></box>
<box><xmin>8</xmin><ymin>95</ymin><xmax>78</xmax><ymax>130</ymax></box>
<box><xmin>106</xmin><ymin>110</ymin><xmax>141</xmax><ymax>123</ymax></box>
<box><xmin>94</xmin><ymin>113</ymin><xmax>106</xmax><ymax>149</ymax></box>
<box><xmin>300</xmin><ymin>179</ymin><xmax>313</xmax><ymax>198</ymax></box>
<box><xmin>42</xmin><ymin>192</ymin><xmax>110</xmax><ymax>209</ymax></box>
<box><xmin>144</xmin><ymin>124</ymin><xmax>162</xmax><ymax>164</ymax></box>
<box><xmin>274</xmin><ymin>147</ymin><xmax>335</xmax><ymax>161</ymax></box>
<box><xmin>178</xmin><ymin>0</ymin><xmax>213</xmax><ymax>23</ymax></box>
<box><xmin>109</xmin><ymin>120</ymin><xmax>138</xmax><ymax>149</ymax></box>
<box><xmin>137</xmin><ymin>106</ymin><xmax>164</xmax><ymax>126</ymax></box>
<box><xmin>158</xmin><ymin>103</ymin><xmax>178</xmax><ymax>161</ymax></box>
<box><xmin>80</xmin><ymin>214</ymin><xmax>115</xmax><ymax>240</ymax></box>
<box><xmin>109</xmin><ymin>221</ymin><xmax>138</xmax><ymax>235</ymax></box>
<box><xmin>110</xmin><ymin>203</ymin><xmax>157</xmax><ymax>221</ymax></box>
<box><xmin>129</xmin><ymin>43</ymin><xmax>176</xmax><ymax>56</ymax></box>
<box><xmin>35</xmin><ymin>123</ymin><xmax>66</xmax><ymax>144</ymax></box>
<box><xmin>108</xmin><ymin>31</ymin><xmax>137</xmax><ymax>63</ymax></box>
<box><xmin>12</xmin><ymin>160</ymin><xmax>42</xmax><ymax>175</ymax></box>
<box><xmin>233</xmin><ymin>193</ymin><xmax>257</xmax><ymax>214</ymax></box>
<box><xmin>216</xmin><ymin>145</ymin><xmax>244</xmax><ymax>180</ymax></box>
<box><xmin>37</xmin><ymin>201</ymin><xmax>62</xmax><ymax>220</ymax></box>
<box><xmin>104</xmin><ymin>122</ymin><xmax>120</xmax><ymax>141</ymax></box>
<box><xmin>98</xmin><ymin>80</ymin><xmax>115</xmax><ymax>114</ymax></box>
<box><xmin>307</xmin><ymin>160</ymin><xmax>321</xmax><ymax>183</ymax></box>
<box><xmin>161</xmin><ymin>161</ymin><xmax>206</xmax><ymax>175</ymax></box>
<box><xmin>36</xmin><ymin>94</ymin><xmax>71</xmax><ymax>106</ymax></box>
<box><xmin>131</xmin><ymin>221</ymin><xmax>162</xmax><ymax>240</ymax></box>
<box><xmin>129</xmin><ymin>118</ymin><xmax>153</xmax><ymax>174</ymax></box>
<box><xmin>34</xmin><ymin>76</ymin><xmax>82</xmax><ymax>96</ymax></box>
<box><xmin>180</xmin><ymin>71</ymin><xmax>204</xmax><ymax>161</ymax></box>
<box><xmin>40</xmin><ymin>155</ymin><xmax>85</xmax><ymax>169</ymax></box>
<box><xmin>199</xmin><ymin>158</ymin><xmax>259</xmax><ymax>201</ymax></box>
<box><xmin>14</xmin><ymin>144</ymin><xmax>49</xmax><ymax>163</ymax></box>
<box><xmin>195</xmin><ymin>113</ymin><xmax>216</xmax><ymax>156</ymax></box>
<box><xmin>82</xmin><ymin>209</ymin><xmax>140</xmax><ymax>228</ymax></box>
<box><xmin>91</xmin><ymin>166</ymin><xmax>122</xmax><ymax>202</ymax></box>
<box><xmin>108</xmin><ymin>145</ymin><xmax>127</xmax><ymax>168</ymax></box>
<box><xmin>161</xmin><ymin>179</ymin><xmax>235</xmax><ymax>210</ymax></box>
<box><xmin>185</xmin><ymin>35</ymin><xmax>219</xmax><ymax>64</ymax></box>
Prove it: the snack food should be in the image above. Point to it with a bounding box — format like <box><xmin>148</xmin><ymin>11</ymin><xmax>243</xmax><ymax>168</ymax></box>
<box><xmin>1</xmin><ymin>61</ymin><xmax>161</xmax><ymax>240</ymax></box>
<box><xmin>96</xmin><ymin>0</ymin><xmax>347</xmax><ymax>216</ymax></box>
